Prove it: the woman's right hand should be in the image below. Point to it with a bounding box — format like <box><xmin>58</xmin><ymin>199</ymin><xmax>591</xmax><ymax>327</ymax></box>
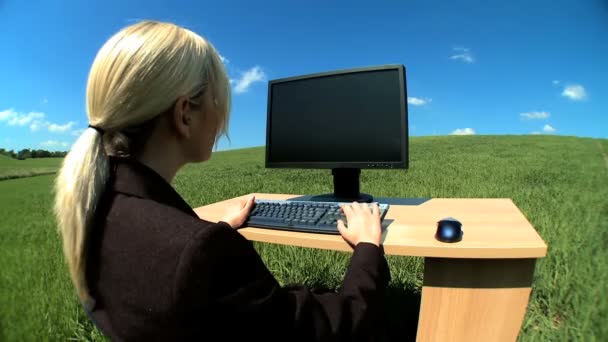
<box><xmin>337</xmin><ymin>202</ymin><xmax>383</xmax><ymax>248</ymax></box>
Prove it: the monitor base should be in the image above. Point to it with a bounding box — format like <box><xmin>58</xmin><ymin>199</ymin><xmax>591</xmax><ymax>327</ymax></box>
<box><xmin>309</xmin><ymin>192</ymin><xmax>374</xmax><ymax>203</ymax></box>
<box><xmin>308</xmin><ymin>168</ymin><xmax>374</xmax><ymax>203</ymax></box>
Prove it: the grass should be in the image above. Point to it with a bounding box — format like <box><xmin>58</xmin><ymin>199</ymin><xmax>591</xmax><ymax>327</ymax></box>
<box><xmin>0</xmin><ymin>135</ymin><xmax>607</xmax><ymax>341</ymax></box>
<box><xmin>0</xmin><ymin>155</ymin><xmax>62</xmax><ymax>180</ymax></box>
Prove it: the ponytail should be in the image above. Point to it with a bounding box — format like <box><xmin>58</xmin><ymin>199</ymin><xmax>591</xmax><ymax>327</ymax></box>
<box><xmin>54</xmin><ymin>20</ymin><xmax>231</xmax><ymax>308</ymax></box>
<box><xmin>54</xmin><ymin>128</ymin><xmax>109</xmax><ymax>309</ymax></box>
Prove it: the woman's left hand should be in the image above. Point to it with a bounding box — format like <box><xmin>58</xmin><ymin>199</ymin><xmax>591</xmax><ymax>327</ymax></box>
<box><xmin>219</xmin><ymin>195</ymin><xmax>256</xmax><ymax>229</ymax></box>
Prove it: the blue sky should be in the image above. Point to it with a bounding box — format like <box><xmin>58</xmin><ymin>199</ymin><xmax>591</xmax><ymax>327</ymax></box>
<box><xmin>0</xmin><ymin>0</ymin><xmax>606</xmax><ymax>152</ymax></box>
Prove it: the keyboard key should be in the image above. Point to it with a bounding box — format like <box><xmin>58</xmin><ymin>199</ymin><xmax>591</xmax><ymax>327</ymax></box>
<box><xmin>246</xmin><ymin>199</ymin><xmax>389</xmax><ymax>235</ymax></box>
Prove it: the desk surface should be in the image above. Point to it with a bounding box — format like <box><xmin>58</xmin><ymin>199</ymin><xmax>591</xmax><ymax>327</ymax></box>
<box><xmin>193</xmin><ymin>193</ymin><xmax>548</xmax><ymax>259</ymax></box>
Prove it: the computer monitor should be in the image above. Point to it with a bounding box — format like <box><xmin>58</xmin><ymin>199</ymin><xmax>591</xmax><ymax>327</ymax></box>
<box><xmin>265</xmin><ymin>64</ymin><xmax>409</xmax><ymax>203</ymax></box>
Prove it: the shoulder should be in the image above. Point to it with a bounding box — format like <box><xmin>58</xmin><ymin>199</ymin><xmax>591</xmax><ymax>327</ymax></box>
<box><xmin>105</xmin><ymin>191</ymin><xmax>255</xmax><ymax>297</ymax></box>
<box><xmin>100</xmin><ymin>192</ymin><xmax>248</xmax><ymax>283</ymax></box>
<box><xmin>109</xmin><ymin>193</ymin><xmax>199</xmax><ymax>231</ymax></box>
<box><xmin>171</xmin><ymin>215</ymin><xmax>258</xmax><ymax>306</ymax></box>
<box><xmin>177</xmin><ymin>218</ymin><xmax>248</xmax><ymax>263</ymax></box>
<box><xmin>106</xmin><ymin>192</ymin><xmax>236</xmax><ymax>245</ymax></box>
<box><xmin>174</xmin><ymin>217</ymin><xmax>254</xmax><ymax>279</ymax></box>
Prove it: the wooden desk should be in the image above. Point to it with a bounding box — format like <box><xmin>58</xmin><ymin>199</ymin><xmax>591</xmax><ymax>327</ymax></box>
<box><xmin>194</xmin><ymin>193</ymin><xmax>548</xmax><ymax>341</ymax></box>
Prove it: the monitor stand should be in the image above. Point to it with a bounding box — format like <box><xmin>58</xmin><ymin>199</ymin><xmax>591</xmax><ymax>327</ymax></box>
<box><xmin>308</xmin><ymin>168</ymin><xmax>373</xmax><ymax>203</ymax></box>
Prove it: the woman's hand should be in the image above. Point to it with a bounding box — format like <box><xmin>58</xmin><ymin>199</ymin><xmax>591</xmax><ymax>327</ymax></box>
<box><xmin>337</xmin><ymin>202</ymin><xmax>382</xmax><ymax>248</ymax></box>
<box><xmin>220</xmin><ymin>195</ymin><xmax>255</xmax><ymax>229</ymax></box>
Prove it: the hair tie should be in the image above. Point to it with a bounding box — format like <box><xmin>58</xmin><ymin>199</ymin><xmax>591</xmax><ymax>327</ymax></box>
<box><xmin>88</xmin><ymin>124</ymin><xmax>105</xmax><ymax>134</ymax></box>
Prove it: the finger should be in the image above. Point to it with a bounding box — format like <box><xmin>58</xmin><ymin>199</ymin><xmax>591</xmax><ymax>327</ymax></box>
<box><xmin>240</xmin><ymin>199</ymin><xmax>254</xmax><ymax>214</ymax></box>
<box><xmin>337</xmin><ymin>220</ymin><xmax>356</xmax><ymax>248</ymax></box>
<box><xmin>373</xmin><ymin>203</ymin><xmax>379</xmax><ymax>217</ymax></box>
<box><xmin>241</xmin><ymin>196</ymin><xmax>255</xmax><ymax>209</ymax></box>
<box><xmin>337</xmin><ymin>219</ymin><xmax>348</xmax><ymax>235</ymax></box>
<box><xmin>341</xmin><ymin>204</ymin><xmax>353</xmax><ymax>219</ymax></box>
<box><xmin>351</xmin><ymin>201</ymin><xmax>361</xmax><ymax>213</ymax></box>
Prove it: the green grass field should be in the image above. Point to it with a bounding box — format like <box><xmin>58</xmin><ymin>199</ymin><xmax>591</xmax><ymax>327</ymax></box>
<box><xmin>1</xmin><ymin>135</ymin><xmax>607</xmax><ymax>341</ymax></box>
<box><xmin>0</xmin><ymin>155</ymin><xmax>62</xmax><ymax>181</ymax></box>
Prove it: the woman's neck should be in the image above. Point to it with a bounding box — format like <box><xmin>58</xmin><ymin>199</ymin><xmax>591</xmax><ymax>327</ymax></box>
<box><xmin>136</xmin><ymin>140</ymin><xmax>185</xmax><ymax>183</ymax></box>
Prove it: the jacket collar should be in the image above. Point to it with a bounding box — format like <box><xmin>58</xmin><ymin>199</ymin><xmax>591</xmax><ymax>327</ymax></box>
<box><xmin>110</xmin><ymin>157</ymin><xmax>198</xmax><ymax>218</ymax></box>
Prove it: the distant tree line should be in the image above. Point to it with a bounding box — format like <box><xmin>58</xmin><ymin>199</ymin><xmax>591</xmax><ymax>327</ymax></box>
<box><xmin>0</xmin><ymin>148</ymin><xmax>67</xmax><ymax>160</ymax></box>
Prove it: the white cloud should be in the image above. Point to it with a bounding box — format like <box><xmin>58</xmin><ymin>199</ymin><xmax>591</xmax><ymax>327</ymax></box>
<box><xmin>530</xmin><ymin>131</ymin><xmax>542</xmax><ymax>135</ymax></box>
<box><xmin>449</xmin><ymin>47</ymin><xmax>474</xmax><ymax>63</ymax></box>
<box><xmin>40</xmin><ymin>140</ymin><xmax>61</xmax><ymax>147</ymax></box>
<box><xmin>48</xmin><ymin>121</ymin><xmax>76</xmax><ymax>133</ymax></box>
<box><xmin>450</xmin><ymin>128</ymin><xmax>476</xmax><ymax>135</ymax></box>
<box><xmin>1</xmin><ymin>108</ymin><xmax>78</xmax><ymax>134</ymax></box>
<box><xmin>562</xmin><ymin>84</ymin><xmax>587</xmax><ymax>101</ymax></box>
<box><xmin>407</xmin><ymin>97</ymin><xmax>432</xmax><ymax>106</ymax></box>
<box><xmin>30</xmin><ymin>120</ymin><xmax>50</xmax><ymax>131</ymax></box>
<box><xmin>520</xmin><ymin>111</ymin><xmax>550</xmax><ymax>120</ymax></box>
<box><xmin>41</xmin><ymin>140</ymin><xmax>71</xmax><ymax>150</ymax></box>
<box><xmin>552</xmin><ymin>80</ymin><xmax>560</xmax><ymax>85</ymax></box>
<box><xmin>543</xmin><ymin>124</ymin><xmax>556</xmax><ymax>133</ymax></box>
<box><xmin>1</xmin><ymin>109</ymin><xmax>48</xmax><ymax>130</ymax></box>
<box><xmin>8</xmin><ymin>111</ymin><xmax>45</xmax><ymax>126</ymax></box>
<box><xmin>0</xmin><ymin>108</ymin><xmax>17</xmax><ymax>121</ymax></box>
<box><xmin>233</xmin><ymin>66</ymin><xmax>266</xmax><ymax>94</ymax></box>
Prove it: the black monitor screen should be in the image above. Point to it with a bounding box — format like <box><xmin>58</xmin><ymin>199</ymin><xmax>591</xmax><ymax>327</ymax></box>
<box><xmin>267</xmin><ymin>66</ymin><xmax>407</xmax><ymax>167</ymax></box>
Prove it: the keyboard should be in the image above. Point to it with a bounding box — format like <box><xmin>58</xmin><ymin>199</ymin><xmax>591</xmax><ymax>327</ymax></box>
<box><xmin>245</xmin><ymin>199</ymin><xmax>390</xmax><ymax>234</ymax></box>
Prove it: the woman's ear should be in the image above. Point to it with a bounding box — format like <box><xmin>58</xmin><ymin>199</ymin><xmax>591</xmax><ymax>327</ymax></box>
<box><xmin>171</xmin><ymin>96</ymin><xmax>193</xmax><ymax>139</ymax></box>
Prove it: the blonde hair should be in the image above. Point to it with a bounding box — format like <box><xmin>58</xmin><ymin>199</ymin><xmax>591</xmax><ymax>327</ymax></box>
<box><xmin>54</xmin><ymin>20</ymin><xmax>230</xmax><ymax>308</ymax></box>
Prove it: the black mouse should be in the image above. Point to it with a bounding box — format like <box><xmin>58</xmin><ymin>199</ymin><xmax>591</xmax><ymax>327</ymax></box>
<box><xmin>435</xmin><ymin>217</ymin><xmax>463</xmax><ymax>243</ymax></box>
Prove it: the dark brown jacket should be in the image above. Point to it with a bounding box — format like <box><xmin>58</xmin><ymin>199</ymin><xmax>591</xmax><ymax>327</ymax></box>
<box><xmin>86</xmin><ymin>157</ymin><xmax>391</xmax><ymax>341</ymax></box>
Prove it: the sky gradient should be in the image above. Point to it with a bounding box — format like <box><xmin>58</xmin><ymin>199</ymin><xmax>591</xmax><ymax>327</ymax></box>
<box><xmin>1</xmin><ymin>0</ymin><xmax>606</xmax><ymax>152</ymax></box>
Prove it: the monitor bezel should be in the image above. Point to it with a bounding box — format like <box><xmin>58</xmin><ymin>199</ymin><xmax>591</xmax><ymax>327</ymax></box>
<box><xmin>265</xmin><ymin>64</ymin><xmax>409</xmax><ymax>169</ymax></box>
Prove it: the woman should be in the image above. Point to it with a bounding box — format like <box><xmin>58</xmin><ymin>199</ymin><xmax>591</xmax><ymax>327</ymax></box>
<box><xmin>54</xmin><ymin>20</ymin><xmax>390</xmax><ymax>341</ymax></box>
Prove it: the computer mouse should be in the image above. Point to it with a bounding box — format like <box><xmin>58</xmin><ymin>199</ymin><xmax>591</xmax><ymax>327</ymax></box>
<box><xmin>435</xmin><ymin>217</ymin><xmax>463</xmax><ymax>243</ymax></box>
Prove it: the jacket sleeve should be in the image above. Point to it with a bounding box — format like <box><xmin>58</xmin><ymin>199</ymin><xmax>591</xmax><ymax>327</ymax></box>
<box><xmin>174</xmin><ymin>221</ymin><xmax>391</xmax><ymax>341</ymax></box>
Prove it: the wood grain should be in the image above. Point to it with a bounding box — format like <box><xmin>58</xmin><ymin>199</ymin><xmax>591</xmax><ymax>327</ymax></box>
<box><xmin>193</xmin><ymin>193</ymin><xmax>548</xmax><ymax>258</ymax></box>
<box><xmin>416</xmin><ymin>258</ymin><xmax>535</xmax><ymax>342</ymax></box>
<box><xmin>193</xmin><ymin>193</ymin><xmax>546</xmax><ymax>341</ymax></box>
